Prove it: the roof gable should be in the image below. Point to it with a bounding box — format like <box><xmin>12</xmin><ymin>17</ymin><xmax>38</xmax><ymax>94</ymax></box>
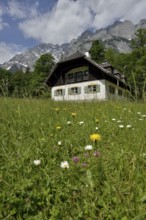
<box><xmin>46</xmin><ymin>51</ymin><xmax>127</xmax><ymax>86</ymax></box>
<box><xmin>62</xmin><ymin>51</ymin><xmax>84</xmax><ymax>62</ymax></box>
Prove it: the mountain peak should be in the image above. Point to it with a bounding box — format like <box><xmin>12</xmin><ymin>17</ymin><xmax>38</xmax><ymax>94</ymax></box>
<box><xmin>1</xmin><ymin>19</ymin><xmax>146</xmax><ymax>72</ymax></box>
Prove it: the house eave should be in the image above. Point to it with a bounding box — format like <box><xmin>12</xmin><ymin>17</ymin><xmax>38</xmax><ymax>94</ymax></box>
<box><xmin>46</xmin><ymin>53</ymin><xmax>128</xmax><ymax>88</ymax></box>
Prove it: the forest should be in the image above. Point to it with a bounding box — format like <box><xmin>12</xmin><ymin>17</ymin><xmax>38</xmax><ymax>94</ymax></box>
<box><xmin>0</xmin><ymin>28</ymin><xmax>146</xmax><ymax>100</ymax></box>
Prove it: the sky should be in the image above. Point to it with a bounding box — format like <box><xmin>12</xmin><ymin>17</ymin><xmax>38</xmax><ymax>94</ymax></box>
<box><xmin>0</xmin><ymin>0</ymin><xmax>146</xmax><ymax>64</ymax></box>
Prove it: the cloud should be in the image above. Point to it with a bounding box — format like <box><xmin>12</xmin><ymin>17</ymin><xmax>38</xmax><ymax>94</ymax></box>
<box><xmin>17</xmin><ymin>0</ymin><xmax>146</xmax><ymax>45</ymax></box>
<box><xmin>7</xmin><ymin>0</ymin><xmax>39</xmax><ymax>19</ymax></box>
<box><xmin>122</xmin><ymin>0</ymin><xmax>146</xmax><ymax>23</ymax></box>
<box><xmin>92</xmin><ymin>0</ymin><xmax>146</xmax><ymax>29</ymax></box>
<box><xmin>7</xmin><ymin>0</ymin><xmax>28</xmax><ymax>19</ymax></box>
<box><xmin>0</xmin><ymin>0</ymin><xmax>146</xmax><ymax>63</ymax></box>
<box><xmin>19</xmin><ymin>0</ymin><xmax>93</xmax><ymax>44</ymax></box>
<box><xmin>0</xmin><ymin>43</ymin><xmax>25</xmax><ymax>64</ymax></box>
<box><xmin>0</xmin><ymin>4</ymin><xmax>9</xmax><ymax>30</ymax></box>
<box><xmin>0</xmin><ymin>19</ymin><xmax>9</xmax><ymax>30</ymax></box>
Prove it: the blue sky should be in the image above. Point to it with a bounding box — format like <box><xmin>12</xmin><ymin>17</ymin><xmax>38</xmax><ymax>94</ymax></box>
<box><xmin>0</xmin><ymin>0</ymin><xmax>146</xmax><ymax>64</ymax></box>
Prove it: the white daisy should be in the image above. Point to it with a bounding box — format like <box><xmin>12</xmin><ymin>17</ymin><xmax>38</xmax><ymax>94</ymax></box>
<box><xmin>119</xmin><ymin>125</ymin><xmax>124</xmax><ymax>128</ymax></box>
<box><xmin>33</xmin><ymin>160</ymin><xmax>41</xmax><ymax>166</ymax></box>
<box><xmin>126</xmin><ymin>125</ymin><xmax>132</xmax><ymax>128</ymax></box>
<box><xmin>78</xmin><ymin>121</ymin><xmax>84</xmax><ymax>125</ymax></box>
<box><xmin>84</xmin><ymin>145</ymin><xmax>93</xmax><ymax>150</ymax></box>
<box><xmin>60</xmin><ymin>161</ymin><xmax>69</xmax><ymax>169</ymax></box>
<box><xmin>58</xmin><ymin>141</ymin><xmax>62</xmax><ymax>145</ymax></box>
<box><xmin>140</xmin><ymin>153</ymin><xmax>146</xmax><ymax>157</ymax></box>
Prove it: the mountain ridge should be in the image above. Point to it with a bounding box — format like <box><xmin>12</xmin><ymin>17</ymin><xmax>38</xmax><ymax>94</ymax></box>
<box><xmin>1</xmin><ymin>18</ymin><xmax>146</xmax><ymax>72</ymax></box>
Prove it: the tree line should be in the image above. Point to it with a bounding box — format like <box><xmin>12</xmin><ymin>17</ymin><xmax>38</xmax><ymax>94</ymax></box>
<box><xmin>89</xmin><ymin>28</ymin><xmax>146</xmax><ymax>101</ymax></box>
<box><xmin>0</xmin><ymin>28</ymin><xmax>146</xmax><ymax>100</ymax></box>
<box><xmin>0</xmin><ymin>53</ymin><xmax>55</xmax><ymax>98</ymax></box>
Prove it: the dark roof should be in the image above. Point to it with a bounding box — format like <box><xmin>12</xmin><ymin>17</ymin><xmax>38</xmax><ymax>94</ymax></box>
<box><xmin>59</xmin><ymin>51</ymin><xmax>84</xmax><ymax>62</ymax></box>
<box><xmin>46</xmin><ymin>51</ymin><xmax>127</xmax><ymax>86</ymax></box>
<box><xmin>100</xmin><ymin>62</ymin><xmax>112</xmax><ymax>68</ymax></box>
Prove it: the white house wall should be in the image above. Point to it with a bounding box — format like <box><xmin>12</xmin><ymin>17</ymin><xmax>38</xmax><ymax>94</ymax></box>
<box><xmin>52</xmin><ymin>80</ymin><xmax>106</xmax><ymax>101</ymax></box>
<box><xmin>51</xmin><ymin>79</ymin><xmax>129</xmax><ymax>101</ymax></box>
<box><xmin>105</xmin><ymin>81</ymin><xmax>129</xmax><ymax>101</ymax></box>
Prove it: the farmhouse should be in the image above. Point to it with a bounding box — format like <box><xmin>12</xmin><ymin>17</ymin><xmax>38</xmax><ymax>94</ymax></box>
<box><xmin>46</xmin><ymin>51</ymin><xmax>130</xmax><ymax>101</ymax></box>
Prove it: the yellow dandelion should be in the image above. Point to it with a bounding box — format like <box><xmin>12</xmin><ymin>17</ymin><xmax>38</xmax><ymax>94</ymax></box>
<box><xmin>90</xmin><ymin>133</ymin><xmax>101</xmax><ymax>142</ymax></box>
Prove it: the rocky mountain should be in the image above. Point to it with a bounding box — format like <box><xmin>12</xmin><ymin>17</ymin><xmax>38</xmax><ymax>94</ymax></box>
<box><xmin>1</xmin><ymin>19</ymin><xmax>146</xmax><ymax>72</ymax></box>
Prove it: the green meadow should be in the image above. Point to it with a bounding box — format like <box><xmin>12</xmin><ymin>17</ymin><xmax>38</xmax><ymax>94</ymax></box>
<box><xmin>0</xmin><ymin>97</ymin><xmax>146</xmax><ymax>220</ymax></box>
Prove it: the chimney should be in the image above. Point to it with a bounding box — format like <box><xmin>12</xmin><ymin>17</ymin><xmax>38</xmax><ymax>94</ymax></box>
<box><xmin>84</xmin><ymin>51</ymin><xmax>90</xmax><ymax>58</ymax></box>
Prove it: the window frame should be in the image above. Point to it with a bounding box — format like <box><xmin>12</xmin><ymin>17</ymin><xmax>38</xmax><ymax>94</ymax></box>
<box><xmin>84</xmin><ymin>84</ymin><xmax>100</xmax><ymax>94</ymax></box>
<box><xmin>68</xmin><ymin>87</ymin><xmax>81</xmax><ymax>95</ymax></box>
<box><xmin>118</xmin><ymin>89</ymin><xmax>122</xmax><ymax>96</ymax></box>
<box><xmin>54</xmin><ymin>89</ymin><xmax>65</xmax><ymax>96</ymax></box>
<box><xmin>109</xmin><ymin>85</ymin><xmax>115</xmax><ymax>94</ymax></box>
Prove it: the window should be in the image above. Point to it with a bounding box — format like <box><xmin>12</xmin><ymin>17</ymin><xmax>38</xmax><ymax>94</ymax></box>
<box><xmin>67</xmin><ymin>73</ymin><xmax>74</xmax><ymax>83</ymax></box>
<box><xmin>109</xmin><ymin>85</ymin><xmax>115</xmax><ymax>94</ymax></box>
<box><xmin>118</xmin><ymin>89</ymin><xmax>122</xmax><ymax>96</ymax></box>
<box><xmin>54</xmin><ymin>89</ymin><xmax>65</xmax><ymax>96</ymax></box>
<box><xmin>88</xmin><ymin>85</ymin><xmax>97</xmax><ymax>92</ymax></box>
<box><xmin>65</xmin><ymin>68</ymin><xmax>89</xmax><ymax>83</ymax></box>
<box><xmin>68</xmin><ymin>87</ymin><xmax>81</xmax><ymax>95</ymax></box>
<box><xmin>83</xmin><ymin>70</ymin><xmax>89</xmax><ymax>80</ymax></box>
<box><xmin>84</xmin><ymin>84</ymin><xmax>100</xmax><ymax>93</ymax></box>
<box><xmin>76</xmin><ymin>71</ymin><xmax>83</xmax><ymax>81</ymax></box>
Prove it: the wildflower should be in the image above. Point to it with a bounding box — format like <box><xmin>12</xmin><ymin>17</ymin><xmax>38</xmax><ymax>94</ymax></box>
<box><xmin>119</xmin><ymin>125</ymin><xmax>124</xmax><ymax>128</ymax></box>
<box><xmin>126</xmin><ymin>125</ymin><xmax>132</xmax><ymax>128</ymax></box>
<box><xmin>95</xmin><ymin>127</ymin><xmax>99</xmax><ymax>130</ymax></box>
<box><xmin>54</xmin><ymin>108</ymin><xmax>60</xmax><ymax>112</ymax></box>
<box><xmin>58</xmin><ymin>141</ymin><xmax>62</xmax><ymax>145</ymax></box>
<box><xmin>112</xmin><ymin>118</ymin><xmax>116</xmax><ymax>121</ymax></box>
<box><xmin>90</xmin><ymin>133</ymin><xmax>101</xmax><ymax>142</ymax></box>
<box><xmin>141</xmin><ymin>114</ymin><xmax>146</xmax><ymax>118</ymax></box>
<box><xmin>67</xmin><ymin>121</ymin><xmax>71</xmax><ymax>125</ymax></box>
<box><xmin>60</xmin><ymin>161</ymin><xmax>69</xmax><ymax>169</ymax></box>
<box><xmin>117</xmin><ymin>120</ymin><xmax>122</xmax><ymax>123</ymax></box>
<box><xmin>72</xmin><ymin>156</ymin><xmax>79</xmax><ymax>163</ymax></box>
<box><xmin>93</xmin><ymin>151</ymin><xmax>100</xmax><ymax>157</ymax></box>
<box><xmin>140</xmin><ymin>153</ymin><xmax>146</xmax><ymax>157</ymax></box>
<box><xmin>33</xmin><ymin>160</ymin><xmax>41</xmax><ymax>166</ymax></box>
<box><xmin>56</xmin><ymin>126</ymin><xmax>61</xmax><ymax>130</ymax></box>
<box><xmin>85</xmin><ymin>145</ymin><xmax>93</xmax><ymax>150</ymax></box>
<box><xmin>78</xmin><ymin>121</ymin><xmax>84</xmax><ymax>125</ymax></box>
<box><xmin>71</xmin><ymin>112</ymin><xmax>77</xmax><ymax>117</ymax></box>
<box><xmin>137</xmin><ymin>112</ymin><xmax>141</xmax><ymax>115</ymax></box>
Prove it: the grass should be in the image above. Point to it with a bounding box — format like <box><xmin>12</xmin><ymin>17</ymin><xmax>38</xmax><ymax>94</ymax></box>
<box><xmin>0</xmin><ymin>97</ymin><xmax>146</xmax><ymax>220</ymax></box>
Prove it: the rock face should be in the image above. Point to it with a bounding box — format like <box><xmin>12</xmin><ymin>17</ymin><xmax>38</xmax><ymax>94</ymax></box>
<box><xmin>1</xmin><ymin>19</ymin><xmax>146</xmax><ymax>72</ymax></box>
